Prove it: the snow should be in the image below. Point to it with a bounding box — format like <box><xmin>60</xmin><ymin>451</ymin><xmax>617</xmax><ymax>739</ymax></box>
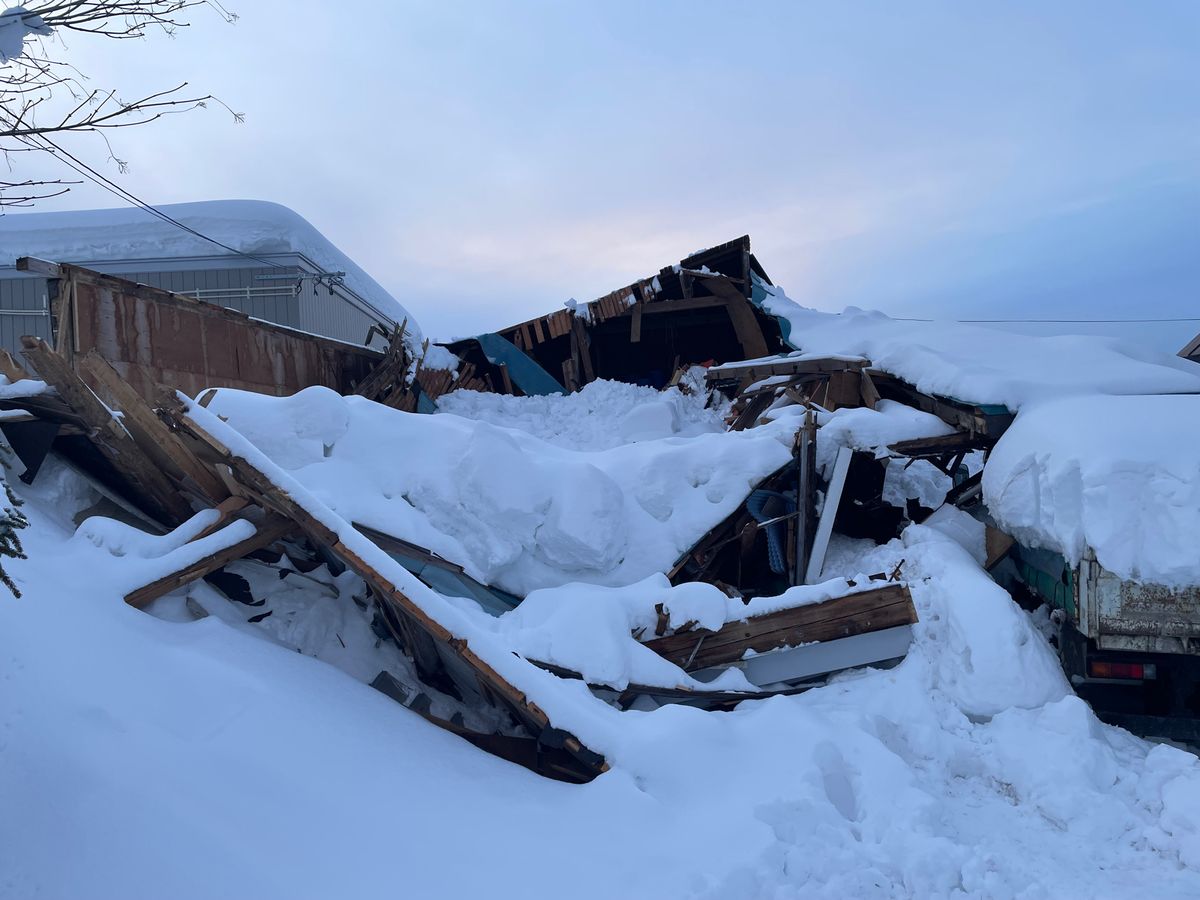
<box><xmin>759</xmin><ymin>283</ymin><xmax>1200</xmax><ymax>410</ymax></box>
<box><xmin>2</xmin><ymin>365</ymin><xmax>1200</xmax><ymax>896</ymax></box>
<box><xmin>0</xmin><ymin>6</ymin><xmax>50</xmax><ymax>63</ymax></box>
<box><xmin>434</xmin><ymin>374</ymin><xmax>727</xmax><ymax>450</ymax></box>
<box><xmin>203</xmin><ymin>384</ymin><xmax>786</xmax><ymax>596</ymax></box>
<box><xmin>983</xmin><ymin>394</ymin><xmax>1200</xmax><ymax>586</ymax></box>
<box><xmin>0</xmin><ymin>200</ymin><xmax>418</xmax><ymax>343</ymax></box>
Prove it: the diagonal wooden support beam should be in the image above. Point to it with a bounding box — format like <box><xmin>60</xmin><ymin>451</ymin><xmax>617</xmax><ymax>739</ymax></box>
<box><xmin>159</xmin><ymin>396</ymin><xmax>607</xmax><ymax>777</ymax></box>
<box><xmin>78</xmin><ymin>351</ymin><xmax>229</xmax><ymax>505</ymax></box>
<box><xmin>124</xmin><ymin>515</ymin><xmax>295</xmax><ymax>609</ymax></box>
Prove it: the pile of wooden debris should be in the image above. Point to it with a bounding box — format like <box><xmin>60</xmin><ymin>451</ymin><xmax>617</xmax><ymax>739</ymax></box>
<box><xmin>4</xmin><ymin>245</ymin><xmax>1050</xmax><ymax>782</ymax></box>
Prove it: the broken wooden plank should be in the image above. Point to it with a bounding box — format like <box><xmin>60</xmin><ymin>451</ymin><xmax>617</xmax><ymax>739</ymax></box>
<box><xmin>888</xmin><ymin>430</ymin><xmax>994</xmax><ymax>457</ymax></box>
<box><xmin>805</xmin><ymin>446</ymin><xmax>852</xmax><ymax>584</ymax></box>
<box><xmin>21</xmin><ymin>337</ymin><xmax>195</xmax><ymax>525</ymax></box>
<box><xmin>160</xmin><ymin>399</ymin><xmax>607</xmax><ymax>776</ymax></box>
<box><xmin>125</xmin><ymin>514</ymin><xmax>295</xmax><ymax>609</ymax></box>
<box><xmin>707</xmin><ymin>356</ymin><xmax>868</xmax><ymax>384</ymax></box>
<box><xmin>870</xmin><ymin>372</ymin><xmax>1014</xmax><ymax>438</ymax></box>
<box><xmin>0</xmin><ymin>350</ymin><xmax>31</xmax><ymax>383</ymax></box>
<box><xmin>643</xmin><ymin>583</ymin><xmax>916</xmax><ymax>672</ymax></box>
<box><xmin>859</xmin><ymin>370</ymin><xmax>881</xmax><ymax>409</ymax></box>
<box><xmin>79</xmin><ymin>351</ymin><xmax>229</xmax><ymax>505</ymax></box>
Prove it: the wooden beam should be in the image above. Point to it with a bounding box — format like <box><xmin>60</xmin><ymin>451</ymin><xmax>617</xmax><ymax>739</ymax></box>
<box><xmin>859</xmin><ymin>370</ymin><xmax>881</xmax><ymax>409</ymax></box>
<box><xmin>14</xmin><ymin>257</ymin><xmax>60</xmax><ymax>277</ymax></box>
<box><xmin>161</xmin><ymin>399</ymin><xmax>607</xmax><ymax>776</ymax></box>
<box><xmin>695</xmin><ymin>275</ymin><xmax>770</xmax><ymax>360</ymax></box>
<box><xmin>870</xmin><ymin>372</ymin><xmax>1014</xmax><ymax>438</ymax></box>
<box><xmin>78</xmin><ymin>352</ymin><xmax>229</xmax><ymax>504</ymax></box>
<box><xmin>708</xmin><ymin>356</ymin><xmax>868</xmax><ymax>383</ymax></box>
<box><xmin>642</xmin><ymin>583</ymin><xmax>916</xmax><ymax>672</ymax></box>
<box><xmin>21</xmin><ymin>337</ymin><xmax>195</xmax><ymax>525</ymax></box>
<box><xmin>888</xmin><ymin>430</ymin><xmax>994</xmax><ymax>457</ymax></box>
<box><xmin>124</xmin><ymin>515</ymin><xmax>295</xmax><ymax>609</ymax></box>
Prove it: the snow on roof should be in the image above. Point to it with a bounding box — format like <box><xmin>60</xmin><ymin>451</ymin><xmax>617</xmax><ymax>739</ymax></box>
<box><xmin>983</xmin><ymin>394</ymin><xmax>1200</xmax><ymax>586</ymax></box>
<box><xmin>0</xmin><ymin>199</ymin><xmax>418</xmax><ymax>339</ymax></box>
<box><xmin>758</xmin><ymin>283</ymin><xmax>1200</xmax><ymax>411</ymax></box>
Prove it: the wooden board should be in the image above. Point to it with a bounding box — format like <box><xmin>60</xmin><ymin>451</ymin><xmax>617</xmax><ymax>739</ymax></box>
<box><xmin>21</xmin><ymin>336</ymin><xmax>195</xmax><ymax>525</ymax></box>
<box><xmin>161</xmin><ymin>398</ymin><xmax>607</xmax><ymax>778</ymax></box>
<box><xmin>642</xmin><ymin>584</ymin><xmax>916</xmax><ymax>671</ymax></box>
<box><xmin>707</xmin><ymin>356</ymin><xmax>868</xmax><ymax>383</ymax></box>
<box><xmin>124</xmin><ymin>515</ymin><xmax>295</xmax><ymax>608</ymax></box>
<box><xmin>26</xmin><ymin>262</ymin><xmax>382</xmax><ymax>405</ymax></box>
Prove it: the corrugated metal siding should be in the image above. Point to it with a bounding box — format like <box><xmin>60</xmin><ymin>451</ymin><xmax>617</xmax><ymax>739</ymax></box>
<box><xmin>110</xmin><ymin>266</ymin><xmax>303</xmax><ymax>330</ymax></box>
<box><xmin>298</xmin><ymin>280</ymin><xmax>390</xmax><ymax>346</ymax></box>
<box><xmin>0</xmin><ymin>276</ymin><xmax>52</xmax><ymax>355</ymax></box>
<box><xmin>0</xmin><ymin>253</ymin><xmax>396</xmax><ymax>356</ymax></box>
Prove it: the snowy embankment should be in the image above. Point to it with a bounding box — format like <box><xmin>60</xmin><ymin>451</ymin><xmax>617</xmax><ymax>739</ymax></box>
<box><xmin>3</xmin><ymin>377</ymin><xmax>1200</xmax><ymax>897</ymax></box>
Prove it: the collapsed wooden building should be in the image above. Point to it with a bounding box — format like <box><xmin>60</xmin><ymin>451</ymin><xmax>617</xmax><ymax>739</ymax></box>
<box><xmin>2</xmin><ymin>240</ymin><xmax>1041</xmax><ymax>780</ymax></box>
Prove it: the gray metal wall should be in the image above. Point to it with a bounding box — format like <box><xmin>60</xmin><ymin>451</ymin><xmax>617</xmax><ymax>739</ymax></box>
<box><xmin>111</xmin><ymin>265</ymin><xmax>303</xmax><ymax>330</ymax></box>
<box><xmin>0</xmin><ymin>275</ymin><xmax>53</xmax><ymax>353</ymax></box>
<box><xmin>0</xmin><ymin>253</ymin><xmax>397</xmax><ymax>358</ymax></box>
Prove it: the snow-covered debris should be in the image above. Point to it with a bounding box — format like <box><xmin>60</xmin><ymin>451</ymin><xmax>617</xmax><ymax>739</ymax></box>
<box><xmin>203</xmin><ymin>385</ymin><xmax>794</xmax><ymax>597</ymax></box>
<box><xmin>983</xmin><ymin>394</ymin><xmax>1200</xmax><ymax>586</ymax></box>
<box><xmin>758</xmin><ymin>283</ymin><xmax>1200</xmax><ymax>409</ymax></box>
<box><xmin>5</xmin><ymin>373</ymin><xmax>1200</xmax><ymax>896</ymax></box>
<box><xmin>0</xmin><ymin>200</ymin><xmax>418</xmax><ymax>339</ymax></box>
<box><xmin>435</xmin><ymin>377</ymin><xmax>727</xmax><ymax>451</ymax></box>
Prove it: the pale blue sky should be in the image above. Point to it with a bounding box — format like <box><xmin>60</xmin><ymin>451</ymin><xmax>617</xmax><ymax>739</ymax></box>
<box><xmin>5</xmin><ymin>1</ymin><xmax>1198</xmax><ymax>346</ymax></box>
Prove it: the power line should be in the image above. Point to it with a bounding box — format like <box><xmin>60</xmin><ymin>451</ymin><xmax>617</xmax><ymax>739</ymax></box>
<box><xmin>4</xmin><ymin>119</ymin><xmax>289</xmax><ymax>270</ymax></box>
<box><xmin>36</xmin><ymin>135</ymin><xmax>288</xmax><ymax>269</ymax></box>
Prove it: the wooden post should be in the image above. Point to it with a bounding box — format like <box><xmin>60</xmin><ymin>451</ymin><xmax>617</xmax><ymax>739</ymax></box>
<box><xmin>793</xmin><ymin>410</ymin><xmax>816</xmax><ymax>585</ymax></box>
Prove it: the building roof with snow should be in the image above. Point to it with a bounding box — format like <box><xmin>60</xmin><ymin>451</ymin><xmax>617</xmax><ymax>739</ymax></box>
<box><xmin>0</xmin><ymin>200</ymin><xmax>418</xmax><ymax>350</ymax></box>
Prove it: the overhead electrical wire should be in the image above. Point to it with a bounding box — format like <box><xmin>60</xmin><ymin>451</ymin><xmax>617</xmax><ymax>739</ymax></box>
<box><xmin>4</xmin><ymin>119</ymin><xmax>289</xmax><ymax>271</ymax></box>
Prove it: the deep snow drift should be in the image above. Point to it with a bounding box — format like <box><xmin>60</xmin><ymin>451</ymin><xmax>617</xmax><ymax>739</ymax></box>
<box><xmin>2</xmin><ymin>380</ymin><xmax>1200</xmax><ymax>898</ymax></box>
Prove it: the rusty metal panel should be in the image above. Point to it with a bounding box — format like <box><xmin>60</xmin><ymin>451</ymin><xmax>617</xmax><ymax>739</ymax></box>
<box><xmin>61</xmin><ymin>267</ymin><xmax>379</xmax><ymax>402</ymax></box>
<box><xmin>1084</xmin><ymin>557</ymin><xmax>1200</xmax><ymax>655</ymax></box>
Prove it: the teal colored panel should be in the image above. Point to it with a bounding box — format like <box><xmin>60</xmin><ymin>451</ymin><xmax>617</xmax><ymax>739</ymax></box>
<box><xmin>750</xmin><ymin>272</ymin><xmax>798</xmax><ymax>350</ymax></box>
<box><xmin>474</xmin><ymin>332</ymin><xmax>564</xmax><ymax>396</ymax></box>
<box><xmin>416</xmin><ymin>391</ymin><xmax>438</xmax><ymax>414</ymax></box>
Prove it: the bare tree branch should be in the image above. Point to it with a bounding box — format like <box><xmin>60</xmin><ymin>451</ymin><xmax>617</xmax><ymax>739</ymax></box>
<box><xmin>1</xmin><ymin>1</ymin><xmax>238</xmax><ymax>207</ymax></box>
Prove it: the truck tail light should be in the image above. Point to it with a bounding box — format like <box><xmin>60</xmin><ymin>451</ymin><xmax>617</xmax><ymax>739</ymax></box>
<box><xmin>1088</xmin><ymin>660</ymin><xmax>1157</xmax><ymax>681</ymax></box>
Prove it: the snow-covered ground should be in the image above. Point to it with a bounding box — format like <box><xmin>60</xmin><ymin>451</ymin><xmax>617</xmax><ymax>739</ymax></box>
<box><xmin>3</xmin><ymin>374</ymin><xmax>1200</xmax><ymax>899</ymax></box>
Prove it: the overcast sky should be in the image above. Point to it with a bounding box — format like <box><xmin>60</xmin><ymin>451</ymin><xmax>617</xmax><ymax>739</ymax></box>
<box><xmin>4</xmin><ymin>1</ymin><xmax>1198</xmax><ymax>347</ymax></box>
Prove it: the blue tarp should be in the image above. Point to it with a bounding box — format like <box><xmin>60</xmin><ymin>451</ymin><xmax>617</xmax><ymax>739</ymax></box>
<box><xmin>474</xmin><ymin>332</ymin><xmax>565</xmax><ymax>396</ymax></box>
